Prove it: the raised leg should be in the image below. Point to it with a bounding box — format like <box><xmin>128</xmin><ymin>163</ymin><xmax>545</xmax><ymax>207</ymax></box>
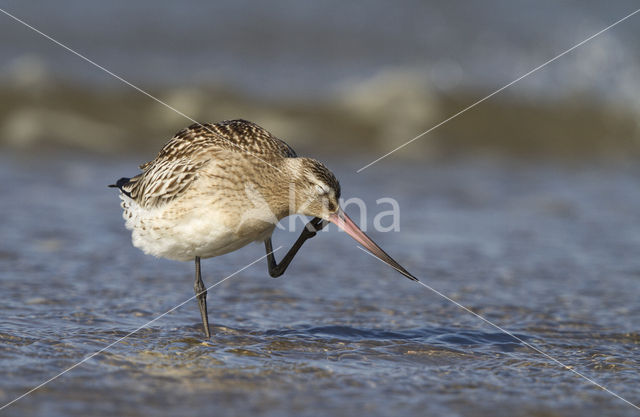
<box><xmin>265</xmin><ymin>217</ymin><xmax>327</xmax><ymax>277</ymax></box>
<box><xmin>194</xmin><ymin>256</ymin><xmax>211</xmax><ymax>338</ymax></box>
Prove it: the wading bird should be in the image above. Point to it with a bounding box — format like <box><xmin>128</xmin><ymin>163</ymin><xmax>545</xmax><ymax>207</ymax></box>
<box><xmin>111</xmin><ymin>119</ymin><xmax>417</xmax><ymax>338</ymax></box>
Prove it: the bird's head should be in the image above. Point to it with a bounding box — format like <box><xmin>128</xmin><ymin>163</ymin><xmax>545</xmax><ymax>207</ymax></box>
<box><xmin>291</xmin><ymin>157</ymin><xmax>341</xmax><ymax>220</ymax></box>
<box><xmin>288</xmin><ymin>157</ymin><xmax>418</xmax><ymax>282</ymax></box>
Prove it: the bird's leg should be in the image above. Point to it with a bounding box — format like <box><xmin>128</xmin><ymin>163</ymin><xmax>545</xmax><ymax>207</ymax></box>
<box><xmin>194</xmin><ymin>256</ymin><xmax>211</xmax><ymax>339</ymax></box>
<box><xmin>265</xmin><ymin>217</ymin><xmax>327</xmax><ymax>278</ymax></box>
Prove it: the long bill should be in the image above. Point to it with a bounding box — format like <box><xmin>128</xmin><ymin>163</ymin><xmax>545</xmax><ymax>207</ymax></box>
<box><xmin>328</xmin><ymin>209</ymin><xmax>418</xmax><ymax>282</ymax></box>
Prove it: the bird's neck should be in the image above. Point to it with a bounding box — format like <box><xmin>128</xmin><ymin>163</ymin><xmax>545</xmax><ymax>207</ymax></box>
<box><xmin>268</xmin><ymin>158</ymin><xmax>308</xmax><ymax>219</ymax></box>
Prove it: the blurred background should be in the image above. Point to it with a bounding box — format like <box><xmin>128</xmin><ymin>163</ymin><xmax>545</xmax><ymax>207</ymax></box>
<box><xmin>2</xmin><ymin>2</ymin><xmax>640</xmax><ymax>417</ymax></box>
<box><xmin>1</xmin><ymin>0</ymin><xmax>639</xmax><ymax>160</ymax></box>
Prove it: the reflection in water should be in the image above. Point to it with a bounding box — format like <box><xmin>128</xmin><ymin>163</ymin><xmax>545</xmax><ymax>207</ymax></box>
<box><xmin>0</xmin><ymin>152</ymin><xmax>639</xmax><ymax>417</ymax></box>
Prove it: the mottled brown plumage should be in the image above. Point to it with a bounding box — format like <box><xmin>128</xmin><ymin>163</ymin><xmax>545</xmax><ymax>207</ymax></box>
<box><xmin>140</xmin><ymin>119</ymin><xmax>296</xmax><ymax>170</ymax></box>
<box><xmin>121</xmin><ymin>119</ymin><xmax>303</xmax><ymax>209</ymax></box>
<box><xmin>111</xmin><ymin>119</ymin><xmax>415</xmax><ymax>339</ymax></box>
<box><xmin>112</xmin><ymin>119</ymin><xmax>341</xmax><ymax>261</ymax></box>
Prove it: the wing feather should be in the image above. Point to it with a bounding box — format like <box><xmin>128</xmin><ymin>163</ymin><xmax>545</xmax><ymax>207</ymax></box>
<box><xmin>124</xmin><ymin>158</ymin><xmax>208</xmax><ymax>208</ymax></box>
<box><xmin>124</xmin><ymin>119</ymin><xmax>293</xmax><ymax>208</ymax></box>
<box><xmin>139</xmin><ymin>119</ymin><xmax>296</xmax><ymax>170</ymax></box>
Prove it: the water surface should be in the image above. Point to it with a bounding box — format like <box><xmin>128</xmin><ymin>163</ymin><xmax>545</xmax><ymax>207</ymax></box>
<box><xmin>1</xmin><ymin>152</ymin><xmax>639</xmax><ymax>416</ymax></box>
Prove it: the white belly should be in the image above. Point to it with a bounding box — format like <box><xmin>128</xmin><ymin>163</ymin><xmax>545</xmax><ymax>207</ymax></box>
<box><xmin>120</xmin><ymin>194</ymin><xmax>276</xmax><ymax>262</ymax></box>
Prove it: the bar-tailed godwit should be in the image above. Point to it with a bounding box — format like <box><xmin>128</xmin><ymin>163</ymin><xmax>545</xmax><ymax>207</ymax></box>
<box><xmin>111</xmin><ymin>119</ymin><xmax>416</xmax><ymax>338</ymax></box>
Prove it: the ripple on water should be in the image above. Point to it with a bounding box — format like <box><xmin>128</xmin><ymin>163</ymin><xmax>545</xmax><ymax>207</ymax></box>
<box><xmin>2</xmin><ymin>155</ymin><xmax>640</xmax><ymax>416</ymax></box>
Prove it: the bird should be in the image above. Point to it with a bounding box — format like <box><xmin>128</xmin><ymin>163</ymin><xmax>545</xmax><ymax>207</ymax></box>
<box><xmin>110</xmin><ymin>119</ymin><xmax>417</xmax><ymax>338</ymax></box>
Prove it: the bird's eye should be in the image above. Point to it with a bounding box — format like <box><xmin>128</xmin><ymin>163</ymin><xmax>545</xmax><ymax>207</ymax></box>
<box><xmin>315</xmin><ymin>185</ymin><xmax>328</xmax><ymax>195</ymax></box>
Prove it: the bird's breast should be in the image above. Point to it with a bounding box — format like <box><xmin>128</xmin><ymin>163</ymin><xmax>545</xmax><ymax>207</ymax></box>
<box><xmin>120</xmin><ymin>189</ymin><xmax>278</xmax><ymax>261</ymax></box>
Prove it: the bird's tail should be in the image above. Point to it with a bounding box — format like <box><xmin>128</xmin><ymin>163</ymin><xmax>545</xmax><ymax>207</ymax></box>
<box><xmin>108</xmin><ymin>177</ymin><xmax>132</xmax><ymax>198</ymax></box>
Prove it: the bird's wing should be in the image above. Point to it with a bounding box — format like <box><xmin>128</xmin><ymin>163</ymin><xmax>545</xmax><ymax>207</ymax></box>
<box><xmin>139</xmin><ymin>119</ymin><xmax>296</xmax><ymax>171</ymax></box>
<box><xmin>122</xmin><ymin>157</ymin><xmax>209</xmax><ymax>208</ymax></box>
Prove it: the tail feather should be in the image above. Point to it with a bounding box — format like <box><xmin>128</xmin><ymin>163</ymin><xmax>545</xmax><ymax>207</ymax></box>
<box><xmin>109</xmin><ymin>177</ymin><xmax>132</xmax><ymax>198</ymax></box>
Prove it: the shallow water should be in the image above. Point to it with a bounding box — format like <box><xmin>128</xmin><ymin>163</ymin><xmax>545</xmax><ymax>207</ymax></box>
<box><xmin>1</xmin><ymin>151</ymin><xmax>639</xmax><ymax>416</ymax></box>
<box><xmin>2</xmin><ymin>0</ymin><xmax>639</xmax><ymax>103</ymax></box>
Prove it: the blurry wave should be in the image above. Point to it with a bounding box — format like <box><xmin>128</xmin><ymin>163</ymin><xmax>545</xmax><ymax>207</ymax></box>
<box><xmin>0</xmin><ymin>75</ymin><xmax>638</xmax><ymax>160</ymax></box>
